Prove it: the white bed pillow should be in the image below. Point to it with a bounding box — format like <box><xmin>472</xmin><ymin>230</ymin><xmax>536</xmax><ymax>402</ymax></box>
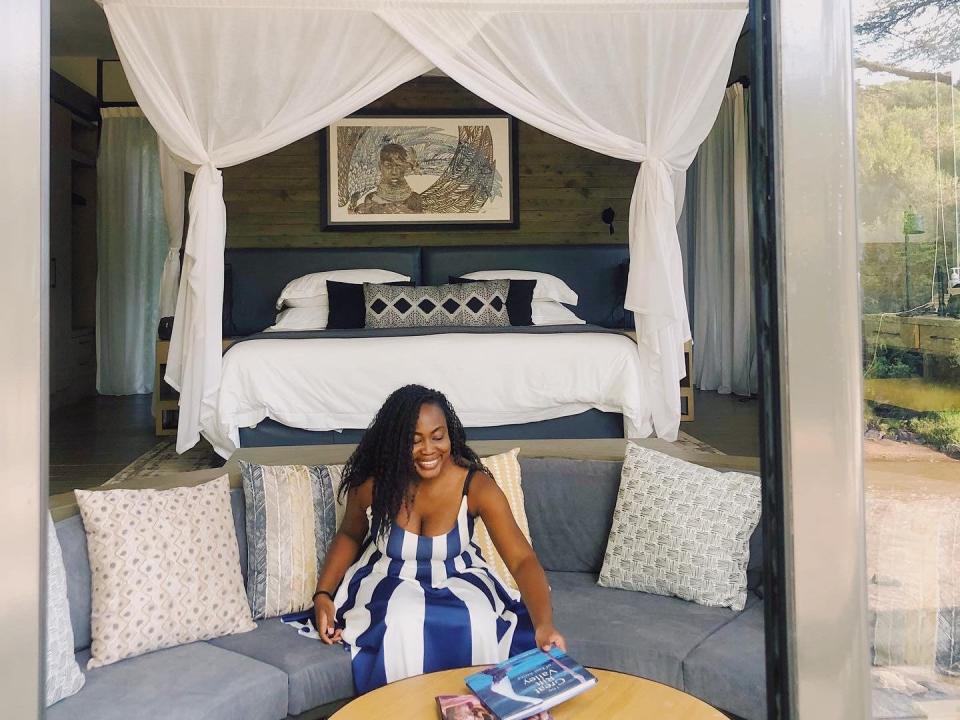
<box><xmin>531</xmin><ymin>300</ymin><xmax>585</xmax><ymax>326</ymax></box>
<box><xmin>459</xmin><ymin>270</ymin><xmax>578</xmax><ymax>305</ymax></box>
<box><xmin>266</xmin><ymin>305</ymin><xmax>329</xmax><ymax>332</ymax></box>
<box><xmin>276</xmin><ymin>269</ymin><xmax>411</xmax><ymax>309</ymax></box>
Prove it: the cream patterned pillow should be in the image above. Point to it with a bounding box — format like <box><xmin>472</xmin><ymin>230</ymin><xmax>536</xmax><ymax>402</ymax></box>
<box><xmin>46</xmin><ymin>515</ymin><xmax>85</xmax><ymax>705</ymax></box>
<box><xmin>598</xmin><ymin>443</ymin><xmax>761</xmax><ymax>611</ymax></box>
<box><xmin>473</xmin><ymin>448</ymin><xmax>531</xmax><ymax>590</ymax></box>
<box><xmin>75</xmin><ymin>476</ymin><xmax>255</xmax><ymax>668</ymax></box>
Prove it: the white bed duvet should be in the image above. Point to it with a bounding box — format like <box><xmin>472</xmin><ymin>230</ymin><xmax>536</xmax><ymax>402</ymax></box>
<box><xmin>200</xmin><ymin>330</ymin><xmax>650</xmax><ymax>458</ymax></box>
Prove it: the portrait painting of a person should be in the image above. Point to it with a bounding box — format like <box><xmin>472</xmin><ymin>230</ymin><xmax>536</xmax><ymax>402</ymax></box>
<box><xmin>352</xmin><ymin>143</ymin><xmax>423</xmax><ymax>214</ymax></box>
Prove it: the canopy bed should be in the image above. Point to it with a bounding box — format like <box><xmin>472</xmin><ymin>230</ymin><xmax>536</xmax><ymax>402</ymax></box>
<box><xmin>202</xmin><ymin>244</ymin><xmax>642</xmax><ymax>457</ymax></box>
<box><xmin>96</xmin><ymin>0</ymin><xmax>748</xmax><ymax>454</ymax></box>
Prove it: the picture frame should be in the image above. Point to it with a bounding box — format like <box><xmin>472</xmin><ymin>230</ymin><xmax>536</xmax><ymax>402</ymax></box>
<box><xmin>321</xmin><ymin>112</ymin><xmax>519</xmax><ymax>231</ymax></box>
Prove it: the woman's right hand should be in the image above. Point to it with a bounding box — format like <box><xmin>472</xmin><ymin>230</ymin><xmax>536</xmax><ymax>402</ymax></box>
<box><xmin>314</xmin><ymin>595</ymin><xmax>341</xmax><ymax>644</ymax></box>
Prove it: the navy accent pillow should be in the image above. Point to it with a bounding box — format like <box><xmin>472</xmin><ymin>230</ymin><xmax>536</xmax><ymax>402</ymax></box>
<box><xmin>449</xmin><ymin>276</ymin><xmax>535</xmax><ymax>326</ymax></box>
<box><xmin>326</xmin><ymin>279</ymin><xmax>414</xmax><ymax>329</ymax></box>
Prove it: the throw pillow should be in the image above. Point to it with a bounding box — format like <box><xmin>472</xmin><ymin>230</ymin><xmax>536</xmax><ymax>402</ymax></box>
<box><xmin>531</xmin><ymin>300</ymin><xmax>585</xmax><ymax>326</ymax></box>
<box><xmin>449</xmin><ymin>276</ymin><xmax>535</xmax><ymax>326</ymax></box>
<box><xmin>364</xmin><ymin>280</ymin><xmax>510</xmax><ymax>329</ymax></box>
<box><xmin>240</xmin><ymin>461</ymin><xmax>339</xmax><ymax>619</ymax></box>
<box><xmin>598</xmin><ymin>444</ymin><xmax>761</xmax><ymax>611</ymax></box>
<box><xmin>473</xmin><ymin>449</ymin><xmax>531</xmax><ymax>590</ymax></box>
<box><xmin>75</xmin><ymin>476</ymin><xmax>255</xmax><ymax>668</ymax></box>
<box><xmin>326</xmin><ymin>279</ymin><xmax>414</xmax><ymax>330</ymax></box>
<box><xmin>458</xmin><ymin>270</ymin><xmax>578</xmax><ymax>305</ymax></box>
<box><xmin>276</xmin><ymin>268</ymin><xmax>411</xmax><ymax>309</ymax></box>
<box><xmin>45</xmin><ymin>515</ymin><xmax>85</xmax><ymax>706</ymax></box>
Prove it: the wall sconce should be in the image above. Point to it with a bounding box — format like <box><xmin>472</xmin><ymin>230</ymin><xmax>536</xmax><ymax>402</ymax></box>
<box><xmin>601</xmin><ymin>207</ymin><xmax>615</xmax><ymax>235</ymax></box>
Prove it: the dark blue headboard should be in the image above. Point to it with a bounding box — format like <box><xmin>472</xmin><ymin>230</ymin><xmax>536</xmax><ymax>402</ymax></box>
<box><xmin>224</xmin><ymin>247</ymin><xmax>422</xmax><ymax>336</ymax></box>
<box><xmin>421</xmin><ymin>245</ymin><xmax>629</xmax><ymax>328</ymax></box>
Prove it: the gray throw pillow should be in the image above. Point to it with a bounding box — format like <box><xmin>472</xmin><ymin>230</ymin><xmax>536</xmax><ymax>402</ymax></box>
<box><xmin>46</xmin><ymin>514</ymin><xmax>85</xmax><ymax>706</ymax></box>
<box><xmin>598</xmin><ymin>443</ymin><xmax>761</xmax><ymax>611</ymax></box>
<box><xmin>363</xmin><ymin>280</ymin><xmax>510</xmax><ymax>328</ymax></box>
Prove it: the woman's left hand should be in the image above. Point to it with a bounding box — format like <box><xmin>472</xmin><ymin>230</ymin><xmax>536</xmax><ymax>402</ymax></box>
<box><xmin>534</xmin><ymin>624</ymin><xmax>567</xmax><ymax>653</ymax></box>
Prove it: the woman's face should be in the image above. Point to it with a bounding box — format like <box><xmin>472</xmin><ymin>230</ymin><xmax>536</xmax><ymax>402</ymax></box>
<box><xmin>412</xmin><ymin>403</ymin><xmax>452</xmax><ymax>480</ymax></box>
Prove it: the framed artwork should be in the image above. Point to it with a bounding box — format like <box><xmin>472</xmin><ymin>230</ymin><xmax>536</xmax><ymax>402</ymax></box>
<box><xmin>321</xmin><ymin>112</ymin><xmax>519</xmax><ymax>230</ymax></box>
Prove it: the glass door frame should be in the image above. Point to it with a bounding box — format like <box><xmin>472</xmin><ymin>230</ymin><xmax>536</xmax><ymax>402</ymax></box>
<box><xmin>754</xmin><ymin>0</ymin><xmax>872</xmax><ymax>717</ymax></box>
<box><xmin>0</xmin><ymin>0</ymin><xmax>49</xmax><ymax>716</ymax></box>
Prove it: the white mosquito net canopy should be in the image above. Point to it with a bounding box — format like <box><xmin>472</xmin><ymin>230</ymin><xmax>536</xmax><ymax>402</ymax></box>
<box><xmin>97</xmin><ymin>0</ymin><xmax>748</xmax><ymax>453</ymax></box>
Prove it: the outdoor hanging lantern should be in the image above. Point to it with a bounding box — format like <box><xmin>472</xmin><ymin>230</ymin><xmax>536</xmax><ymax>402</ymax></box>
<box><xmin>901</xmin><ymin>207</ymin><xmax>925</xmax><ymax>311</ymax></box>
<box><xmin>902</xmin><ymin>207</ymin><xmax>925</xmax><ymax>235</ymax></box>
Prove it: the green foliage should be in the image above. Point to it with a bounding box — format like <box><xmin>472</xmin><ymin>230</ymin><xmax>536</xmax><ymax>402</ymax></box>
<box><xmin>864</xmin><ymin>346</ymin><xmax>924</xmax><ymax>378</ymax></box>
<box><xmin>856</xmin><ymin>0</ymin><xmax>960</xmax><ymax>69</ymax></box>
<box><xmin>857</xmin><ymin>79</ymin><xmax>960</xmax><ymax>312</ymax></box>
<box><xmin>910</xmin><ymin>411</ymin><xmax>960</xmax><ymax>447</ymax></box>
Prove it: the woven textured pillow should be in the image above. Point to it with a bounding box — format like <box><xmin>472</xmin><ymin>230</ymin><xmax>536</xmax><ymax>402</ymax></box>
<box><xmin>75</xmin><ymin>476</ymin><xmax>255</xmax><ymax>668</ymax></box>
<box><xmin>240</xmin><ymin>461</ymin><xmax>338</xmax><ymax>619</ymax></box>
<box><xmin>472</xmin><ymin>449</ymin><xmax>531</xmax><ymax>590</ymax></box>
<box><xmin>364</xmin><ymin>280</ymin><xmax>509</xmax><ymax>328</ymax></box>
<box><xmin>45</xmin><ymin>515</ymin><xmax>85</xmax><ymax>706</ymax></box>
<box><xmin>598</xmin><ymin>443</ymin><xmax>761</xmax><ymax>611</ymax></box>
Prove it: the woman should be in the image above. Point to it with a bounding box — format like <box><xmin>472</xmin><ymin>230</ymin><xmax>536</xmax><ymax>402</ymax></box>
<box><xmin>312</xmin><ymin>384</ymin><xmax>566</xmax><ymax>693</ymax></box>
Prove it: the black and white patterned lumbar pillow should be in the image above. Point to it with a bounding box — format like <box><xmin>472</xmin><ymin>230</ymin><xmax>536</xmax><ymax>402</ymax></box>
<box><xmin>598</xmin><ymin>443</ymin><xmax>761</xmax><ymax>611</ymax></box>
<box><xmin>363</xmin><ymin>280</ymin><xmax>510</xmax><ymax>328</ymax></box>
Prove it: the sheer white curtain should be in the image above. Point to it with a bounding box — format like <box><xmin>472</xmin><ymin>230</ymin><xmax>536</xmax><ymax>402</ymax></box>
<box><xmin>692</xmin><ymin>84</ymin><xmax>756</xmax><ymax>396</ymax></box>
<box><xmin>103</xmin><ymin>1</ymin><xmax>432</xmax><ymax>451</ymax></box>
<box><xmin>96</xmin><ymin>107</ymin><xmax>170</xmax><ymax>395</ymax></box>
<box><xmin>379</xmin><ymin>3</ymin><xmax>745</xmax><ymax>438</ymax></box>
<box><xmin>99</xmin><ymin>0</ymin><xmax>745</xmax><ymax>452</ymax></box>
<box><xmin>157</xmin><ymin>141</ymin><xmax>184</xmax><ymax>318</ymax></box>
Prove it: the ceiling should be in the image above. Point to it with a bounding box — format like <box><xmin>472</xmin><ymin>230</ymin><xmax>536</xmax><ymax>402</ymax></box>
<box><xmin>52</xmin><ymin>0</ymin><xmax>117</xmax><ymax>58</ymax></box>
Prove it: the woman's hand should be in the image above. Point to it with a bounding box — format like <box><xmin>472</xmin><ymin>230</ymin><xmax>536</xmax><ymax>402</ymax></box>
<box><xmin>314</xmin><ymin>595</ymin><xmax>342</xmax><ymax>644</ymax></box>
<box><xmin>534</xmin><ymin>623</ymin><xmax>566</xmax><ymax>653</ymax></box>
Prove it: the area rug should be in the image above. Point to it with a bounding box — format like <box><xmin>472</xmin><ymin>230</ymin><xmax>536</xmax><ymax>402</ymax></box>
<box><xmin>103</xmin><ymin>431</ymin><xmax>722</xmax><ymax>487</ymax></box>
<box><xmin>102</xmin><ymin>439</ymin><xmax>222</xmax><ymax>486</ymax></box>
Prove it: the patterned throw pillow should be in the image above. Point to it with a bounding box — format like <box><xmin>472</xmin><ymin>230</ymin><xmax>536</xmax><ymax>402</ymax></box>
<box><xmin>46</xmin><ymin>515</ymin><xmax>85</xmax><ymax>706</ymax></box>
<box><xmin>598</xmin><ymin>443</ymin><xmax>761</xmax><ymax>611</ymax></box>
<box><xmin>363</xmin><ymin>280</ymin><xmax>510</xmax><ymax>328</ymax></box>
<box><xmin>75</xmin><ymin>476</ymin><xmax>255</xmax><ymax>669</ymax></box>
<box><xmin>473</xmin><ymin>449</ymin><xmax>531</xmax><ymax>590</ymax></box>
<box><xmin>240</xmin><ymin>461</ymin><xmax>339</xmax><ymax>619</ymax></box>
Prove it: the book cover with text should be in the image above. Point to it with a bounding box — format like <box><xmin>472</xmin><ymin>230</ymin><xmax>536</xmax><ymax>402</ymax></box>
<box><xmin>464</xmin><ymin>648</ymin><xmax>596</xmax><ymax>720</ymax></box>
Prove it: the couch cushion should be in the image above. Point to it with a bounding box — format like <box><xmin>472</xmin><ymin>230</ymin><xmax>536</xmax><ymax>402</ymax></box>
<box><xmin>55</xmin><ymin>492</ymin><xmax>249</xmax><ymax>654</ymax></box>
<box><xmin>521</xmin><ymin>458</ymin><xmax>622</xmax><ymax>573</ymax></box>
<box><xmin>208</xmin><ymin>618</ymin><xmax>354</xmax><ymax>715</ymax></box>
<box><xmin>546</xmin><ymin>571</ymin><xmax>755</xmax><ymax>690</ymax></box>
<box><xmin>682</xmin><ymin>602</ymin><xmax>767</xmax><ymax>720</ymax></box>
<box><xmin>75</xmin><ymin>477</ymin><xmax>255</xmax><ymax>668</ymax></box>
<box><xmin>56</xmin><ymin>513</ymin><xmax>92</xmax><ymax>652</ymax></box>
<box><xmin>46</xmin><ymin>642</ymin><xmax>288</xmax><ymax>720</ymax></box>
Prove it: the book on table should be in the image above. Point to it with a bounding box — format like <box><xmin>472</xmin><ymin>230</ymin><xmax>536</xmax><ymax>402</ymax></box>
<box><xmin>464</xmin><ymin>647</ymin><xmax>597</xmax><ymax>720</ymax></box>
<box><xmin>435</xmin><ymin>695</ymin><xmax>554</xmax><ymax>720</ymax></box>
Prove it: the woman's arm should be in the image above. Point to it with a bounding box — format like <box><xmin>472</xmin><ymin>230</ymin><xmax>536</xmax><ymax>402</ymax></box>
<box><xmin>314</xmin><ymin>479</ymin><xmax>372</xmax><ymax>643</ymax></box>
<box><xmin>472</xmin><ymin>473</ymin><xmax>566</xmax><ymax>652</ymax></box>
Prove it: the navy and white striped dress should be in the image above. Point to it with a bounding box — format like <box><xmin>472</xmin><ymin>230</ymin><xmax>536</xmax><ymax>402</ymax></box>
<box><xmin>333</xmin><ymin>471</ymin><xmax>536</xmax><ymax>693</ymax></box>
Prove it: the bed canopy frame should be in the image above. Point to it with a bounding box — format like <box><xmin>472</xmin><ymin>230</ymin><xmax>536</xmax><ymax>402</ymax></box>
<box><xmin>96</xmin><ymin>0</ymin><xmax>747</xmax><ymax>453</ymax></box>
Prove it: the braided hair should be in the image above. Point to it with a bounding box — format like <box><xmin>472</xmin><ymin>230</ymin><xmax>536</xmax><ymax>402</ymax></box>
<box><xmin>340</xmin><ymin>384</ymin><xmax>486</xmax><ymax>541</ymax></box>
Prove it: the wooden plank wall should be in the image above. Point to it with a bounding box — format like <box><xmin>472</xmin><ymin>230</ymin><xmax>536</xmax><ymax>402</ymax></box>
<box><xmin>221</xmin><ymin>77</ymin><xmax>637</xmax><ymax>248</ymax></box>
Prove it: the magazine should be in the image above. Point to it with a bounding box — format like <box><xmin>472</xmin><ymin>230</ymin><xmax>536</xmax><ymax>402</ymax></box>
<box><xmin>436</xmin><ymin>695</ymin><xmax>553</xmax><ymax>720</ymax></box>
<box><xmin>464</xmin><ymin>648</ymin><xmax>596</xmax><ymax>720</ymax></box>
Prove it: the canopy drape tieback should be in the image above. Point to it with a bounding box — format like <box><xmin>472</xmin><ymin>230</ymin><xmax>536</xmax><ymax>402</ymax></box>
<box><xmin>166</xmin><ymin>161</ymin><xmax>227</xmax><ymax>453</ymax></box>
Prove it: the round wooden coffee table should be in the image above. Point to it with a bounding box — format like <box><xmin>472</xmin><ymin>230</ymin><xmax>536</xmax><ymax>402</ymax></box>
<box><xmin>330</xmin><ymin>666</ymin><xmax>727</xmax><ymax>719</ymax></box>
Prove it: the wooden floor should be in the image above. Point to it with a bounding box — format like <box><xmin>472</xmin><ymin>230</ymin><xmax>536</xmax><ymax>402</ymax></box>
<box><xmin>48</xmin><ymin>390</ymin><xmax>760</xmax><ymax>496</ymax></box>
<box><xmin>50</xmin><ymin>393</ymin><xmax>158</xmax><ymax>495</ymax></box>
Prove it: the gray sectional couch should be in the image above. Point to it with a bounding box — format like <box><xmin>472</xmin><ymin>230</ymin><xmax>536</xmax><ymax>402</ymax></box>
<box><xmin>49</xmin><ymin>440</ymin><xmax>765</xmax><ymax>720</ymax></box>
